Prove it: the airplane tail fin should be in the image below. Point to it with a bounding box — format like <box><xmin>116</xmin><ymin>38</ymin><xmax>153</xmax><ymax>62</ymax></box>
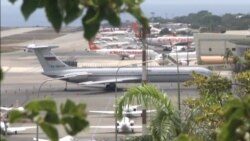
<box><xmin>27</xmin><ymin>44</ymin><xmax>72</xmax><ymax>73</ymax></box>
<box><xmin>88</xmin><ymin>42</ymin><xmax>101</xmax><ymax>51</ymax></box>
<box><xmin>131</xmin><ymin>22</ymin><xmax>140</xmax><ymax>38</ymax></box>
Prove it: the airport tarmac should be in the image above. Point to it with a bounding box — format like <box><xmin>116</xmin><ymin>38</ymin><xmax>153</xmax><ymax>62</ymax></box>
<box><xmin>1</xmin><ymin>27</ymin><xmax>198</xmax><ymax>141</ymax></box>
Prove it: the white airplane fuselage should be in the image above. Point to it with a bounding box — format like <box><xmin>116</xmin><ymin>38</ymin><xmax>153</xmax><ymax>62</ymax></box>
<box><xmin>44</xmin><ymin>66</ymin><xmax>209</xmax><ymax>83</ymax></box>
<box><xmin>92</xmin><ymin>49</ymin><xmax>158</xmax><ymax>59</ymax></box>
<box><xmin>147</xmin><ymin>36</ymin><xmax>193</xmax><ymax>46</ymax></box>
<box><xmin>117</xmin><ymin>117</ymin><xmax>134</xmax><ymax>133</ymax></box>
<box><xmin>28</xmin><ymin>44</ymin><xmax>211</xmax><ymax>90</ymax></box>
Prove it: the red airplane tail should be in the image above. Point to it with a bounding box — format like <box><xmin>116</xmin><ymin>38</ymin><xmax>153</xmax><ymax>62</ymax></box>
<box><xmin>88</xmin><ymin>42</ymin><xmax>101</xmax><ymax>50</ymax></box>
<box><xmin>131</xmin><ymin>22</ymin><xmax>140</xmax><ymax>38</ymax></box>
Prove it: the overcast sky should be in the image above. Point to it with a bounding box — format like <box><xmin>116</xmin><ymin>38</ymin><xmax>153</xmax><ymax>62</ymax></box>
<box><xmin>1</xmin><ymin>0</ymin><xmax>250</xmax><ymax>27</ymax></box>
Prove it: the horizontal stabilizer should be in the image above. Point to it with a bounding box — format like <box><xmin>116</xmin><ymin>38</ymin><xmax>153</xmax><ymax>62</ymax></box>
<box><xmin>89</xmin><ymin>111</ymin><xmax>115</xmax><ymax>114</ymax></box>
<box><xmin>79</xmin><ymin>77</ymin><xmax>139</xmax><ymax>85</ymax></box>
<box><xmin>90</xmin><ymin>125</ymin><xmax>116</xmax><ymax>129</ymax></box>
<box><xmin>8</xmin><ymin>126</ymin><xmax>36</xmax><ymax>132</ymax></box>
<box><xmin>27</xmin><ymin>44</ymin><xmax>58</xmax><ymax>49</ymax></box>
<box><xmin>63</xmin><ymin>72</ymin><xmax>90</xmax><ymax>78</ymax></box>
<box><xmin>90</xmin><ymin>125</ymin><xmax>142</xmax><ymax>129</ymax></box>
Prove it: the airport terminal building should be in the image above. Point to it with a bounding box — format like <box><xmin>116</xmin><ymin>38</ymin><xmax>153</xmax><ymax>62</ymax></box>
<box><xmin>194</xmin><ymin>30</ymin><xmax>250</xmax><ymax>64</ymax></box>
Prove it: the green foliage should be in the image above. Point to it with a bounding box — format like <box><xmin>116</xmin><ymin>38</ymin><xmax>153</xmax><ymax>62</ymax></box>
<box><xmin>235</xmin><ymin>71</ymin><xmax>250</xmax><ymax>96</ymax></box>
<box><xmin>9</xmin><ymin>99</ymin><xmax>89</xmax><ymax>141</ymax></box>
<box><xmin>0</xmin><ymin>68</ymin><xmax>3</xmax><ymax>81</ymax></box>
<box><xmin>185</xmin><ymin>72</ymin><xmax>232</xmax><ymax>97</ymax></box>
<box><xmin>174</xmin><ymin>134</ymin><xmax>201</xmax><ymax>141</ymax></box>
<box><xmin>183</xmin><ymin>92</ymin><xmax>230</xmax><ymax>141</ymax></box>
<box><xmin>0</xmin><ymin>136</ymin><xmax>7</xmax><ymax>141</ymax></box>
<box><xmin>218</xmin><ymin>96</ymin><xmax>250</xmax><ymax>141</ymax></box>
<box><xmin>245</xmin><ymin>51</ymin><xmax>250</xmax><ymax>61</ymax></box>
<box><xmin>117</xmin><ymin>84</ymin><xmax>180</xmax><ymax>140</ymax></box>
<box><xmin>124</xmin><ymin>135</ymin><xmax>153</xmax><ymax>141</ymax></box>
<box><xmin>173</xmin><ymin>10</ymin><xmax>250</xmax><ymax>30</ymax></box>
<box><xmin>184</xmin><ymin>73</ymin><xmax>233</xmax><ymax>141</ymax></box>
<box><xmin>9</xmin><ymin>0</ymin><xmax>149</xmax><ymax>40</ymax></box>
<box><xmin>244</xmin><ymin>51</ymin><xmax>250</xmax><ymax>70</ymax></box>
<box><xmin>224</xmin><ymin>48</ymin><xmax>234</xmax><ymax>64</ymax></box>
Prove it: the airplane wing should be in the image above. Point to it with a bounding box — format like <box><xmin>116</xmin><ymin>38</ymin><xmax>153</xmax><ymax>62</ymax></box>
<box><xmin>89</xmin><ymin>111</ymin><xmax>115</xmax><ymax>114</ymax></box>
<box><xmin>63</xmin><ymin>72</ymin><xmax>91</xmax><ymax>78</ymax></box>
<box><xmin>33</xmin><ymin>138</ymin><xmax>48</xmax><ymax>141</ymax></box>
<box><xmin>90</xmin><ymin>125</ymin><xmax>116</xmax><ymax>129</ymax></box>
<box><xmin>131</xmin><ymin>125</ymin><xmax>142</xmax><ymax>129</ymax></box>
<box><xmin>79</xmin><ymin>77</ymin><xmax>140</xmax><ymax>85</ymax></box>
<box><xmin>89</xmin><ymin>110</ymin><xmax>155</xmax><ymax>115</ymax></box>
<box><xmin>8</xmin><ymin>126</ymin><xmax>36</xmax><ymax>132</ymax></box>
<box><xmin>91</xmin><ymin>125</ymin><xmax>142</xmax><ymax>129</ymax></box>
<box><xmin>0</xmin><ymin>107</ymin><xmax>12</xmax><ymax>111</ymax></box>
<box><xmin>127</xmin><ymin>110</ymin><xmax>156</xmax><ymax>115</ymax></box>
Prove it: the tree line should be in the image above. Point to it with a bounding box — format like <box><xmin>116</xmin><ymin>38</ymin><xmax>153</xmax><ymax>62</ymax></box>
<box><xmin>151</xmin><ymin>10</ymin><xmax>250</xmax><ymax>32</ymax></box>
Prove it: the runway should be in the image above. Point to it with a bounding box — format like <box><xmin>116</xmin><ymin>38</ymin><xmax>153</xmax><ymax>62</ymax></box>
<box><xmin>1</xmin><ymin>72</ymin><xmax>198</xmax><ymax>141</ymax></box>
<box><xmin>1</xmin><ymin>27</ymin><xmax>198</xmax><ymax>141</ymax></box>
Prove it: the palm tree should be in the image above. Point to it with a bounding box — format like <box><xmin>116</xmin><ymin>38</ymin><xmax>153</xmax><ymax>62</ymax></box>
<box><xmin>117</xmin><ymin>84</ymin><xmax>181</xmax><ymax>140</ymax></box>
<box><xmin>223</xmin><ymin>48</ymin><xmax>234</xmax><ymax>68</ymax></box>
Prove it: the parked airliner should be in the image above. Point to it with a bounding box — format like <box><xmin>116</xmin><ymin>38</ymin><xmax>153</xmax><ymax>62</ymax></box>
<box><xmin>27</xmin><ymin>44</ymin><xmax>211</xmax><ymax>91</ymax></box>
<box><xmin>131</xmin><ymin>22</ymin><xmax>193</xmax><ymax>46</ymax></box>
<box><xmin>88</xmin><ymin>42</ymin><xmax>158</xmax><ymax>60</ymax></box>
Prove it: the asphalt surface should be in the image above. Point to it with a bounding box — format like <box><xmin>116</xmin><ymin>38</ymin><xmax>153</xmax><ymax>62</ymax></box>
<box><xmin>1</xmin><ymin>28</ymin><xmax>198</xmax><ymax>141</ymax></box>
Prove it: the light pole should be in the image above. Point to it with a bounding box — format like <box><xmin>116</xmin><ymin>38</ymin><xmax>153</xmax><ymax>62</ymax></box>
<box><xmin>170</xmin><ymin>40</ymin><xmax>181</xmax><ymax>111</ymax></box>
<box><xmin>176</xmin><ymin>50</ymin><xmax>181</xmax><ymax>111</ymax></box>
<box><xmin>36</xmin><ymin>76</ymin><xmax>73</xmax><ymax>141</ymax></box>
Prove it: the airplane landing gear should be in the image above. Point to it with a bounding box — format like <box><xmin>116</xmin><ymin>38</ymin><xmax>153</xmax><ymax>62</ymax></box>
<box><xmin>64</xmin><ymin>81</ymin><xmax>68</xmax><ymax>91</ymax></box>
<box><xmin>105</xmin><ymin>83</ymin><xmax>116</xmax><ymax>91</ymax></box>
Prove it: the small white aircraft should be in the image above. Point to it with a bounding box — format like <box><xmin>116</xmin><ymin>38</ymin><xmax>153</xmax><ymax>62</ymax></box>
<box><xmin>90</xmin><ymin>117</ymin><xmax>141</xmax><ymax>133</ymax></box>
<box><xmin>89</xmin><ymin>105</ymin><xmax>154</xmax><ymax>117</ymax></box>
<box><xmin>88</xmin><ymin>42</ymin><xmax>159</xmax><ymax>60</ymax></box>
<box><xmin>33</xmin><ymin>135</ymin><xmax>77</xmax><ymax>141</ymax></box>
<box><xmin>0</xmin><ymin>121</ymin><xmax>35</xmax><ymax>135</ymax></box>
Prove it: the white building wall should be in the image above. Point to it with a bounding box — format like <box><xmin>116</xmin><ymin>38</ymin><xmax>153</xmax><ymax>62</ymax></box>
<box><xmin>194</xmin><ymin>33</ymin><xmax>250</xmax><ymax>63</ymax></box>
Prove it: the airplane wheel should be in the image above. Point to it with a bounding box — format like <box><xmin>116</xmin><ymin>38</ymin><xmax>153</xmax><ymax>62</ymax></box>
<box><xmin>15</xmin><ymin>131</ymin><xmax>17</xmax><ymax>134</ymax></box>
<box><xmin>110</xmin><ymin>83</ymin><xmax>116</xmax><ymax>91</ymax></box>
<box><xmin>105</xmin><ymin>83</ymin><xmax>116</xmax><ymax>91</ymax></box>
<box><xmin>132</xmin><ymin>129</ymin><xmax>134</xmax><ymax>133</ymax></box>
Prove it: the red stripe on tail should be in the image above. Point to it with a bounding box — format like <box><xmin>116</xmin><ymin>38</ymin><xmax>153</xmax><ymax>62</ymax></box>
<box><xmin>88</xmin><ymin>42</ymin><xmax>100</xmax><ymax>50</ymax></box>
<box><xmin>131</xmin><ymin>22</ymin><xmax>140</xmax><ymax>38</ymax></box>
